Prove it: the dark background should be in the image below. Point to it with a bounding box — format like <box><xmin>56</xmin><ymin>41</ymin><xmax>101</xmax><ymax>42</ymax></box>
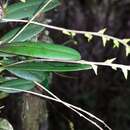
<box><xmin>48</xmin><ymin>0</ymin><xmax>130</xmax><ymax>130</ymax></box>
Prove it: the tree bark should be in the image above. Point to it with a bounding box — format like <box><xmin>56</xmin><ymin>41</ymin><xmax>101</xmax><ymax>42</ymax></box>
<box><xmin>5</xmin><ymin>88</ymin><xmax>48</xmax><ymax>130</ymax></box>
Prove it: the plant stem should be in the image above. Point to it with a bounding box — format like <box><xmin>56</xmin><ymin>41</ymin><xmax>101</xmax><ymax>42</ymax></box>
<box><xmin>2</xmin><ymin>18</ymin><xmax>126</xmax><ymax>47</ymax></box>
<box><xmin>8</xmin><ymin>0</ymin><xmax>53</xmax><ymax>43</ymax></box>
<box><xmin>34</xmin><ymin>81</ymin><xmax>112</xmax><ymax>130</ymax></box>
<box><xmin>0</xmin><ymin>85</ymin><xmax>111</xmax><ymax>130</ymax></box>
<box><xmin>4</xmin><ymin>58</ymin><xmax>130</xmax><ymax>71</ymax></box>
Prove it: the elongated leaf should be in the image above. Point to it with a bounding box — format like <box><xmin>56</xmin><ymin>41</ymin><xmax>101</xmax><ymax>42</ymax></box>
<box><xmin>41</xmin><ymin>73</ymin><xmax>52</xmax><ymax>90</ymax></box>
<box><xmin>0</xmin><ymin>79</ymin><xmax>35</xmax><ymax>93</ymax></box>
<box><xmin>8</xmin><ymin>69</ymin><xmax>49</xmax><ymax>82</ymax></box>
<box><xmin>0</xmin><ymin>52</ymin><xmax>14</xmax><ymax>57</ymax></box>
<box><xmin>0</xmin><ymin>77</ymin><xmax>9</xmax><ymax>83</ymax></box>
<box><xmin>5</xmin><ymin>0</ymin><xmax>60</xmax><ymax>19</ymax></box>
<box><xmin>1</xmin><ymin>24</ymin><xmax>45</xmax><ymax>42</ymax></box>
<box><xmin>5</xmin><ymin>61</ymin><xmax>92</xmax><ymax>72</ymax></box>
<box><xmin>7</xmin><ymin>69</ymin><xmax>51</xmax><ymax>89</ymax></box>
<box><xmin>0</xmin><ymin>42</ymin><xmax>81</xmax><ymax>60</ymax></box>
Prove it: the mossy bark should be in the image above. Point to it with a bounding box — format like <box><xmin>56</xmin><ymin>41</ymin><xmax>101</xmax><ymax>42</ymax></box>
<box><xmin>6</xmin><ymin>89</ymin><xmax>48</xmax><ymax>130</ymax></box>
<box><xmin>19</xmin><ymin>91</ymin><xmax>48</xmax><ymax>130</ymax></box>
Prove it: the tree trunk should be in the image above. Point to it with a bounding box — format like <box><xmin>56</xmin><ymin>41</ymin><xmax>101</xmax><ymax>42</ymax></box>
<box><xmin>5</xmin><ymin>88</ymin><xmax>48</xmax><ymax>130</ymax></box>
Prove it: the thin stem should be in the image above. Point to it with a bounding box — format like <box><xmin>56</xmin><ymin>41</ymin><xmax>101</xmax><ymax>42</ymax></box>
<box><xmin>8</xmin><ymin>0</ymin><xmax>53</xmax><ymax>43</ymax></box>
<box><xmin>0</xmin><ymin>87</ymin><xmax>103</xmax><ymax>130</ymax></box>
<box><xmin>0</xmin><ymin>86</ymin><xmax>104</xmax><ymax>130</ymax></box>
<box><xmin>2</xmin><ymin>18</ymin><xmax>126</xmax><ymax>47</ymax></box>
<box><xmin>34</xmin><ymin>81</ymin><xmax>112</xmax><ymax>130</ymax></box>
<box><xmin>4</xmin><ymin>58</ymin><xmax>130</xmax><ymax>71</ymax></box>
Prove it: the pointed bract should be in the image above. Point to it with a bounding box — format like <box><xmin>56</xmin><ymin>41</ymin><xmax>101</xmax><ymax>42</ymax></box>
<box><xmin>113</xmin><ymin>40</ymin><xmax>119</xmax><ymax>48</ymax></box>
<box><xmin>71</xmin><ymin>32</ymin><xmax>76</xmax><ymax>37</ymax></box>
<box><xmin>102</xmin><ymin>37</ymin><xmax>107</xmax><ymax>46</ymax></box>
<box><xmin>62</xmin><ymin>30</ymin><xmax>71</xmax><ymax>36</ymax></box>
<box><xmin>123</xmin><ymin>39</ymin><xmax>130</xmax><ymax>44</ymax></box>
<box><xmin>92</xmin><ymin>65</ymin><xmax>98</xmax><ymax>75</ymax></box>
<box><xmin>98</xmin><ymin>28</ymin><xmax>107</xmax><ymax>34</ymax></box>
<box><xmin>125</xmin><ymin>46</ymin><xmax>130</xmax><ymax>56</ymax></box>
<box><xmin>105</xmin><ymin>58</ymin><xmax>116</xmax><ymax>64</ymax></box>
<box><xmin>84</xmin><ymin>33</ymin><xmax>93</xmax><ymax>42</ymax></box>
<box><xmin>122</xmin><ymin>68</ymin><xmax>128</xmax><ymax>79</ymax></box>
<box><xmin>111</xmin><ymin>66</ymin><xmax>117</xmax><ymax>70</ymax></box>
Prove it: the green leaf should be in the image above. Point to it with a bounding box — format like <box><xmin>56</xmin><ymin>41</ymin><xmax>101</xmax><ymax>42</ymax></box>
<box><xmin>7</xmin><ymin>69</ymin><xmax>51</xmax><ymax>89</ymax></box>
<box><xmin>0</xmin><ymin>79</ymin><xmax>35</xmax><ymax>93</ymax></box>
<box><xmin>0</xmin><ymin>42</ymin><xmax>81</xmax><ymax>61</ymax></box>
<box><xmin>8</xmin><ymin>68</ymin><xmax>49</xmax><ymax>82</ymax></box>
<box><xmin>0</xmin><ymin>52</ymin><xmax>14</xmax><ymax>57</ymax></box>
<box><xmin>42</xmin><ymin>73</ymin><xmax>52</xmax><ymax>90</ymax></box>
<box><xmin>0</xmin><ymin>67</ymin><xmax>4</xmax><ymax>73</ymax></box>
<box><xmin>0</xmin><ymin>92</ymin><xmax>9</xmax><ymax>99</ymax></box>
<box><xmin>5</xmin><ymin>0</ymin><xmax>60</xmax><ymax>19</ymax></box>
<box><xmin>0</xmin><ymin>76</ymin><xmax>10</xmax><ymax>83</ymax></box>
<box><xmin>1</xmin><ymin>24</ymin><xmax>45</xmax><ymax>42</ymax></box>
<box><xmin>5</xmin><ymin>61</ymin><xmax>92</xmax><ymax>72</ymax></box>
<box><xmin>0</xmin><ymin>118</ymin><xmax>13</xmax><ymax>130</ymax></box>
